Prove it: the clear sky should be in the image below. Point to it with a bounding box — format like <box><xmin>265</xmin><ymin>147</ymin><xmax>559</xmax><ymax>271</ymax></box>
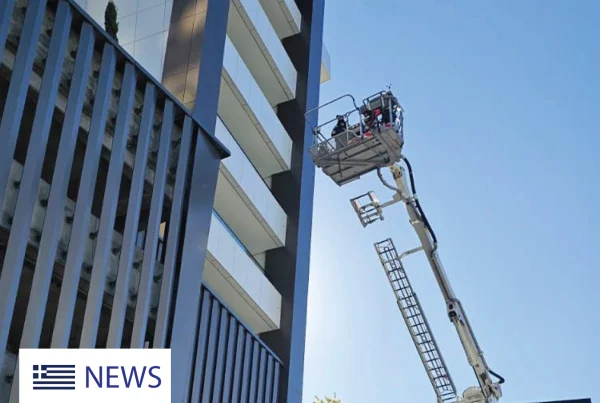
<box><xmin>303</xmin><ymin>1</ymin><xmax>600</xmax><ymax>402</ymax></box>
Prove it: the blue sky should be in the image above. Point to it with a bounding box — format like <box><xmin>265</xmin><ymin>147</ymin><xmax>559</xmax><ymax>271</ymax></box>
<box><xmin>303</xmin><ymin>1</ymin><xmax>600</xmax><ymax>402</ymax></box>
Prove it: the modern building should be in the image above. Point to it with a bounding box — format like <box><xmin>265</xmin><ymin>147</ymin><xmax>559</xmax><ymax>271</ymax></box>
<box><xmin>0</xmin><ymin>0</ymin><xmax>329</xmax><ymax>401</ymax></box>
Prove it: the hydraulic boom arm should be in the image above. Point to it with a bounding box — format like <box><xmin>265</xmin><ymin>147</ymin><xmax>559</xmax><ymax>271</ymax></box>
<box><xmin>377</xmin><ymin>159</ymin><xmax>503</xmax><ymax>403</ymax></box>
<box><xmin>351</xmin><ymin>157</ymin><xmax>504</xmax><ymax>403</ymax></box>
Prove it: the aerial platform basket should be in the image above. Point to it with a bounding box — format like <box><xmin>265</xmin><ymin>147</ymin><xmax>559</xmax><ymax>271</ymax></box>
<box><xmin>305</xmin><ymin>90</ymin><xmax>405</xmax><ymax>186</ymax></box>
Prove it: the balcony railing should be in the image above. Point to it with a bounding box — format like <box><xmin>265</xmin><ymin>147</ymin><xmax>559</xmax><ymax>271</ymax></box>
<box><xmin>258</xmin><ymin>0</ymin><xmax>302</xmax><ymax>39</ymax></box>
<box><xmin>221</xmin><ymin>35</ymin><xmax>293</xmax><ymax>177</ymax></box>
<box><xmin>228</xmin><ymin>0</ymin><xmax>297</xmax><ymax>104</ymax></box>
<box><xmin>213</xmin><ymin>210</ymin><xmax>264</xmax><ymax>272</ymax></box>
<box><xmin>217</xmin><ymin>115</ymin><xmax>271</xmax><ymax>191</ymax></box>
<box><xmin>215</xmin><ymin>116</ymin><xmax>287</xmax><ymax>252</ymax></box>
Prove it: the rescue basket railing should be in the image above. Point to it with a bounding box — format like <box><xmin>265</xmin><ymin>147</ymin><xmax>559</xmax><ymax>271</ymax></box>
<box><xmin>304</xmin><ymin>94</ymin><xmax>361</xmax><ymax>144</ymax></box>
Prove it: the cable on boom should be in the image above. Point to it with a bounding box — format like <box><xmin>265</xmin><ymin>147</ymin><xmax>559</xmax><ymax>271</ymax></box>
<box><xmin>412</xmin><ymin>161</ymin><xmax>507</xmax><ymax>391</ymax></box>
<box><xmin>400</xmin><ymin>156</ymin><xmax>438</xmax><ymax>249</ymax></box>
<box><xmin>400</xmin><ymin>156</ymin><xmax>506</xmax><ymax>388</ymax></box>
<box><xmin>376</xmin><ymin>157</ymin><xmax>438</xmax><ymax>251</ymax></box>
<box><xmin>489</xmin><ymin>370</ymin><xmax>505</xmax><ymax>385</ymax></box>
<box><xmin>378</xmin><ymin>156</ymin><xmax>506</xmax><ymax>395</ymax></box>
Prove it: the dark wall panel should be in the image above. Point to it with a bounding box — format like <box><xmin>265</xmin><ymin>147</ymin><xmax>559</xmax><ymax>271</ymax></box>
<box><xmin>188</xmin><ymin>287</ymin><xmax>282</xmax><ymax>403</ymax></box>
<box><xmin>261</xmin><ymin>0</ymin><xmax>325</xmax><ymax>401</ymax></box>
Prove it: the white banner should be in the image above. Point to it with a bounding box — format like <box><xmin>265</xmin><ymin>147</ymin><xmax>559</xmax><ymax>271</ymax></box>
<box><xmin>18</xmin><ymin>348</ymin><xmax>171</xmax><ymax>403</ymax></box>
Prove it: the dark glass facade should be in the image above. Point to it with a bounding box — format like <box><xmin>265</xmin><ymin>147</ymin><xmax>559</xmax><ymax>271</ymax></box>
<box><xmin>161</xmin><ymin>0</ymin><xmax>325</xmax><ymax>401</ymax></box>
<box><xmin>0</xmin><ymin>0</ymin><xmax>324</xmax><ymax>402</ymax></box>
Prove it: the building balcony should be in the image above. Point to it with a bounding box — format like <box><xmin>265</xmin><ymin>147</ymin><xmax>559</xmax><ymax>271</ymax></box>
<box><xmin>256</xmin><ymin>0</ymin><xmax>331</xmax><ymax>84</ymax></box>
<box><xmin>220</xmin><ymin>36</ymin><xmax>292</xmax><ymax>178</ymax></box>
<box><xmin>214</xmin><ymin>117</ymin><xmax>287</xmax><ymax>254</ymax></box>
<box><xmin>205</xmin><ymin>213</ymin><xmax>282</xmax><ymax>333</ymax></box>
<box><xmin>228</xmin><ymin>0</ymin><xmax>297</xmax><ymax>106</ymax></box>
<box><xmin>258</xmin><ymin>0</ymin><xmax>301</xmax><ymax>40</ymax></box>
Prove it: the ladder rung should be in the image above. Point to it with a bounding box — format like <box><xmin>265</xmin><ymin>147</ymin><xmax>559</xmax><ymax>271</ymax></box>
<box><xmin>375</xmin><ymin>241</ymin><xmax>458</xmax><ymax>403</ymax></box>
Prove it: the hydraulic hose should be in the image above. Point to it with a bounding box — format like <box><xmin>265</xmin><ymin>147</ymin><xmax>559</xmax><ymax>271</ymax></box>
<box><xmin>397</xmin><ymin>156</ymin><xmax>506</xmax><ymax>389</ymax></box>
<box><xmin>490</xmin><ymin>369</ymin><xmax>506</xmax><ymax>385</ymax></box>
<box><xmin>400</xmin><ymin>156</ymin><xmax>438</xmax><ymax>250</ymax></box>
<box><xmin>375</xmin><ymin>162</ymin><xmax>437</xmax><ymax>250</ymax></box>
<box><xmin>401</xmin><ymin>156</ymin><xmax>506</xmax><ymax>390</ymax></box>
<box><xmin>376</xmin><ymin>167</ymin><xmax>401</xmax><ymax>195</ymax></box>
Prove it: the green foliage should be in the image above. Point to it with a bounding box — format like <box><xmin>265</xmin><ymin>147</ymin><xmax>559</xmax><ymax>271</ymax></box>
<box><xmin>104</xmin><ymin>0</ymin><xmax>119</xmax><ymax>42</ymax></box>
<box><xmin>313</xmin><ymin>395</ymin><xmax>342</xmax><ymax>403</ymax></box>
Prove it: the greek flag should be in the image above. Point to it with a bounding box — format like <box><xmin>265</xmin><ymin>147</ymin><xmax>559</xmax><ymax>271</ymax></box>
<box><xmin>32</xmin><ymin>364</ymin><xmax>76</xmax><ymax>390</ymax></box>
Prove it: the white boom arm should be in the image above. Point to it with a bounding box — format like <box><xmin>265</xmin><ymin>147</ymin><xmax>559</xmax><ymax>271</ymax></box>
<box><xmin>372</xmin><ymin>161</ymin><xmax>503</xmax><ymax>403</ymax></box>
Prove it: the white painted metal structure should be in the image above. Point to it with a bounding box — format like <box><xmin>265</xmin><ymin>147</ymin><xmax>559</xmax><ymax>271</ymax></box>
<box><xmin>307</xmin><ymin>90</ymin><xmax>505</xmax><ymax>403</ymax></box>
<box><xmin>306</xmin><ymin>90</ymin><xmax>404</xmax><ymax>186</ymax></box>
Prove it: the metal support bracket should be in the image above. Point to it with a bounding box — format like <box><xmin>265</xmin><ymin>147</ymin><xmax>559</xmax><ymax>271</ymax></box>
<box><xmin>350</xmin><ymin>191</ymin><xmax>402</xmax><ymax>228</ymax></box>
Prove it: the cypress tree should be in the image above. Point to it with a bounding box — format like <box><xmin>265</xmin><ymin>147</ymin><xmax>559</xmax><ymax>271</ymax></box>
<box><xmin>104</xmin><ymin>1</ymin><xmax>119</xmax><ymax>43</ymax></box>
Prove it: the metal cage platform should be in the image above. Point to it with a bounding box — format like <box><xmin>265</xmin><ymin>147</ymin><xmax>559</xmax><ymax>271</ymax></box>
<box><xmin>308</xmin><ymin>124</ymin><xmax>404</xmax><ymax>186</ymax></box>
<box><xmin>305</xmin><ymin>90</ymin><xmax>404</xmax><ymax>186</ymax></box>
